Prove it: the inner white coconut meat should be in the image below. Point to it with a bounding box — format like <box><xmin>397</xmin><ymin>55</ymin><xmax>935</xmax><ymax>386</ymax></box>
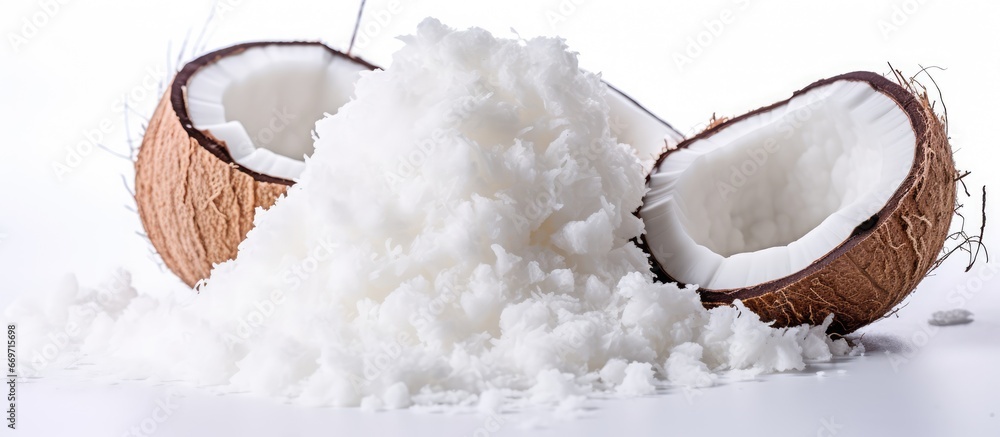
<box><xmin>184</xmin><ymin>43</ymin><xmax>681</xmax><ymax>182</ymax></box>
<box><xmin>643</xmin><ymin>80</ymin><xmax>915</xmax><ymax>290</ymax></box>
<box><xmin>185</xmin><ymin>44</ymin><xmax>369</xmax><ymax>181</ymax></box>
<box><xmin>605</xmin><ymin>86</ymin><xmax>685</xmax><ymax>169</ymax></box>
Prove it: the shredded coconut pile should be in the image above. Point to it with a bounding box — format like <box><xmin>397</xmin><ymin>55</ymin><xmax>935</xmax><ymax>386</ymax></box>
<box><xmin>5</xmin><ymin>19</ymin><xmax>857</xmax><ymax>411</ymax></box>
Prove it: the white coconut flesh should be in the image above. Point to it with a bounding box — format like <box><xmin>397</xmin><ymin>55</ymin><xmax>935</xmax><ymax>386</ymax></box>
<box><xmin>605</xmin><ymin>89</ymin><xmax>685</xmax><ymax>169</ymax></box>
<box><xmin>643</xmin><ymin>79</ymin><xmax>915</xmax><ymax>290</ymax></box>
<box><xmin>184</xmin><ymin>44</ymin><xmax>368</xmax><ymax>181</ymax></box>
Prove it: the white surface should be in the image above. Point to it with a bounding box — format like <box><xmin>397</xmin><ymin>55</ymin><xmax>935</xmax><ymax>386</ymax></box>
<box><xmin>19</xmin><ymin>346</ymin><xmax>1000</xmax><ymax>436</ymax></box>
<box><xmin>1</xmin><ymin>0</ymin><xmax>999</xmax><ymax>436</ymax></box>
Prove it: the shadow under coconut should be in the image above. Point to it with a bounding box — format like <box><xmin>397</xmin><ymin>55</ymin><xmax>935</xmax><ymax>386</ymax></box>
<box><xmin>846</xmin><ymin>333</ymin><xmax>912</xmax><ymax>355</ymax></box>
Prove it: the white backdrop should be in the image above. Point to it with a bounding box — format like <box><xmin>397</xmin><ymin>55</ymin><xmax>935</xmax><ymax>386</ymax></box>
<box><xmin>1</xmin><ymin>1</ymin><xmax>998</xmax><ymax>436</ymax></box>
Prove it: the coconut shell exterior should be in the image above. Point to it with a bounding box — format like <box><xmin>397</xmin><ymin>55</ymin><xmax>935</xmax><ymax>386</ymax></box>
<box><xmin>136</xmin><ymin>91</ymin><xmax>288</xmax><ymax>287</ymax></box>
<box><xmin>135</xmin><ymin>42</ymin><xmax>376</xmax><ymax>287</ymax></box>
<box><xmin>641</xmin><ymin>72</ymin><xmax>956</xmax><ymax>334</ymax></box>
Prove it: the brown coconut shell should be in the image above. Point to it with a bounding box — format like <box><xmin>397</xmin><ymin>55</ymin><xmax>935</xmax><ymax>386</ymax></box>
<box><xmin>135</xmin><ymin>42</ymin><xmax>376</xmax><ymax>287</ymax></box>
<box><xmin>640</xmin><ymin>71</ymin><xmax>957</xmax><ymax>334</ymax></box>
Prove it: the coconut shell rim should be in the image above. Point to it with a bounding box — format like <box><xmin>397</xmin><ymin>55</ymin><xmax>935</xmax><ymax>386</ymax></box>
<box><xmin>604</xmin><ymin>82</ymin><xmax>686</xmax><ymax>153</ymax></box>
<box><xmin>639</xmin><ymin>71</ymin><xmax>934</xmax><ymax>302</ymax></box>
<box><xmin>169</xmin><ymin>40</ymin><xmax>379</xmax><ymax>186</ymax></box>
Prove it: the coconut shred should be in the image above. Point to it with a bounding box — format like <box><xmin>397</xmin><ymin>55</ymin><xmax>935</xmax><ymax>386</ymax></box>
<box><xmin>5</xmin><ymin>19</ymin><xmax>859</xmax><ymax>411</ymax></box>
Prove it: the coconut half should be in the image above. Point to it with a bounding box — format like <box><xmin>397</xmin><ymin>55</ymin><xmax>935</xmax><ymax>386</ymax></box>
<box><xmin>639</xmin><ymin>72</ymin><xmax>956</xmax><ymax>334</ymax></box>
<box><xmin>135</xmin><ymin>42</ymin><xmax>376</xmax><ymax>287</ymax></box>
<box><xmin>136</xmin><ymin>41</ymin><xmax>683</xmax><ymax>287</ymax></box>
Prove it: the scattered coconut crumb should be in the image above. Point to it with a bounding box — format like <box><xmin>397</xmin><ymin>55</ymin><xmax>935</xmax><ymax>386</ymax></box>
<box><xmin>478</xmin><ymin>389</ymin><xmax>504</xmax><ymax>414</ymax></box>
<box><xmin>553</xmin><ymin>395</ymin><xmax>588</xmax><ymax>420</ymax></box>
<box><xmin>929</xmin><ymin>309</ymin><xmax>974</xmax><ymax>326</ymax></box>
<box><xmin>664</xmin><ymin>343</ymin><xmax>715</xmax><ymax>388</ymax></box>
<box><xmin>383</xmin><ymin>382</ymin><xmax>412</xmax><ymax>409</ymax></box>
<box><xmin>616</xmin><ymin>362</ymin><xmax>656</xmax><ymax>396</ymax></box>
<box><xmin>360</xmin><ymin>395</ymin><xmax>384</xmax><ymax>412</ymax></box>
<box><xmin>531</xmin><ymin>370</ymin><xmax>583</xmax><ymax>405</ymax></box>
<box><xmin>599</xmin><ymin>359</ymin><xmax>628</xmax><ymax>387</ymax></box>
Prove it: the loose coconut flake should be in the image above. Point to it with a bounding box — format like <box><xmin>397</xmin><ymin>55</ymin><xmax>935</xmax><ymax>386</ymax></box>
<box><xmin>7</xmin><ymin>19</ymin><xmax>854</xmax><ymax>411</ymax></box>
<box><xmin>928</xmin><ymin>309</ymin><xmax>973</xmax><ymax>326</ymax></box>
